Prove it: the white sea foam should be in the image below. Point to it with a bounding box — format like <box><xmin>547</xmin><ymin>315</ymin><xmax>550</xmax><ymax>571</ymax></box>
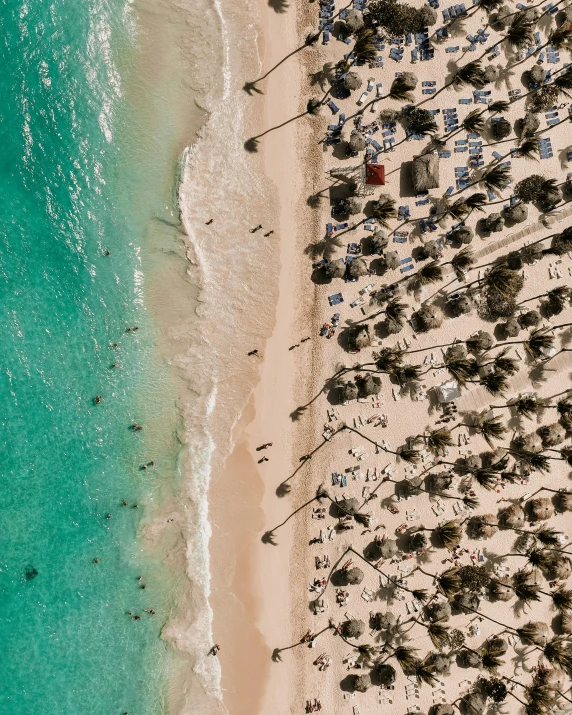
<box><xmin>161</xmin><ymin>0</ymin><xmax>281</xmax><ymax>710</ymax></box>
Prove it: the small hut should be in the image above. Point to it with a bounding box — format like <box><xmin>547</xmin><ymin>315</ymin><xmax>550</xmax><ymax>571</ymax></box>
<box><xmin>454</xmin><ymin>592</ymin><xmax>480</xmax><ymax>614</ymax></box>
<box><xmin>435</xmin><ymin>380</ymin><xmax>461</xmax><ymax>403</ymax></box>
<box><xmin>450</xmin><ymin>294</ymin><xmax>473</xmax><ymax>317</ymax></box>
<box><xmin>469</xmin><ymin>513</ymin><xmax>498</xmax><ymax>539</ymax></box>
<box><xmin>411</xmin><ymin>154</ymin><xmax>440</xmax><ymax>193</ymax></box>
<box><xmin>518</xmin><ymin>310</ymin><xmax>540</xmax><ymax>328</ymax></box>
<box><xmin>490</xmin><ymin>576</ymin><xmax>513</xmax><ymax>602</ymax></box>
<box><xmin>422</xmin><ymin>240</ymin><xmax>441</xmax><ymax>260</ymax></box>
<box><xmin>378</xmin><ymin>537</ymin><xmax>398</xmax><ymax>559</ymax></box>
<box><xmin>492</xmin><ymin>118</ymin><xmax>511</xmax><ymax>140</ymax></box>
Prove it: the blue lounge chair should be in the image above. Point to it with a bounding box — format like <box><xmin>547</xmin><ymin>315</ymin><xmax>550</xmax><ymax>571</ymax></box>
<box><xmin>327</xmin><ymin>100</ymin><xmax>339</xmax><ymax>114</ymax></box>
<box><xmin>400</xmin><ymin>264</ymin><xmax>414</xmax><ymax>273</ymax></box>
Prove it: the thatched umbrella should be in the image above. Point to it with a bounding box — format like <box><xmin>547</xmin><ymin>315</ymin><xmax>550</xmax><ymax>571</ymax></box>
<box><xmin>344</xmin><ymin>8</ymin><xmax>364</xmax><ymax>33</ymax></box>
<box><xmin>459</xmin><ymin>649</ymin><xmax>482</xmax><ymax>668</ymax></box>
<box><xmin>556</xmin><ymin>490</ymin><xmax>572</xmax><ymax>513</ymax></box>
<box><xmin>561</xmin><ymin>610</ymin><xmax>572</xmax><ymax>634</ymax></box>
<box><xmin>499</xmin><ymin>503</ymin><xmax>525</xmax><ymax>529</ymax></box>
<box><xmin>350</xmin><ymin>324</ymin><xmax>371</xmax><ymax>350</ymax></box>
<box><xmin>379</xmin><ymin>108</ymin><xmax>400</xmax><ymax>124</ymax></box>
<box><xmin>464</xmin><ymin>454</ymin><xmax>481</xmax><ymax>472</ymax></box>
<box><xmin>502</xmin><ymin>317</ymin><xmax>520</xmax><ymax>338</ymax></box>
<box><xmin>462</xmin><ymin>692</ymin><xmax>486</xmax><ymax>715</ymax></box>
<box><xmin>451</xmin><ymin>225</ymin><xmax>473</xmax><ymax>245</ymax></box>
<box><xmin>432</xmin><ymin>706</ymin><xmax>455</xmax><ymax>715</ymax></box>
<box><xmin>359</xmin><ymin>373</ymin><xmax>381</xmax><ymax>396</ymax></box>
<box><xmin>528</xmin><ymin>496</ymin><xmax>554</xmax><ymax>521</ymax></box>
<box><xmin>399</xmin><ymin>71</ymin><xmax>418</xmax><ymax>91</ymax></box>
<box><xmin>492</xmin><ymin>118</ymin><xmax>511</xmax><ymax>140</ymax></box>
<box><xmin>423</xmin><ymin>240</ymin><xmax>441</xmax><ymax>260</ymax></box>
<box><xmin>489</xmin><ymin>576</ymin><xmax>513</xmax><ymax>602</ymax></box>
<box><xmin>518</xmin><ymin>621</ymin><xmax>549</xmax><ymax>647</ymax></box>
<box><xmin>345</xmin><ymin>197</ymin><xmax>363</xmax><ymax>216</ymax></box>
<box><xmin>370</xmin><ymin>229</ymin><xmax>389</xmax><ymax>254</ymax></box>
<box><xmin>495</xmin><ymin>5</ymin><xmax>513</xmax><ymax>25</ymax></box>
<box><xmin>528</xmin><ymin>64</ymin><xmax>546</xmax><ymax>86</ymax></box>
<box><xmin>325</xmin><ymin>258</ymin><xmax>346</xmax><ymax>280</ymax></box>
<box><xmin>349</xmin><ymin>133</ymin><xmax>366</xmax><ymax>154</ymax></box>
<box><xmin>347</xmin><ymin>258</ymin><xmax>368</xmax><ymax>280</ymax></box>
<box><xmin>427</xmin><ymin>653</ymin><xmax>450</xmax><ymax>675</ymax></box>
<box><xmin>515</xmin><ymin>432</ymin><xmax>542</xmax><ymax>453</ymax></box>
<box><xmin>412</xmin><ymin>154</ymin><xmax>440</xmax><ymax>193</ymax></box>
<box><xmin>375</xmin><ymin>611</ymin><xmax>397</xmax><ymax>631</ymax></box>
<box><xmin>469</xmin><ymin>513</ymin><xmax>498</xmax><ymax>539</ymax></box>
<box><xmin>450</xmin><ymin>294</ymin><xmax>472</xmax><ymax>317</ymax></box>
<box><xmin>344</xmin><ymin>71</ymin><xmax>363</xmax><ymax>92</ymax></box>
<box><xmin>339</xmin><ymin>381</ymin><xmax>358</xmax><ymax>402</ymax></box>
<box><xmin>428</xmin><ymin>471</ymin><xmax>453</xmax><ymax>492</ymax></box>
<box><xmin>338</xmin><ymin>497</ymin><xmax>360</xmax><ymax>515</ymax></box>
<box><xmin>385</xmin><ymin>317</ymin><xmax>404</xmax><ymax>335</ymax></box>
<box><xmin>504</xmin><ymin>203</ymin><xmax>528</xmax><ymax>223</ymax></box>
<box><xmin>540</xmin><ymin>668</ymin><xmax>567</xmax><ymax>692</ymax></box>
<box><xmin>538</xmin><ymin>423</ymin><xmax>566</xmax><ymax>448</ymax></box>
<box><xmin>518</xmin><ymin>112</ymin><xmax>540</xmax><ymax>138</ymax></box>
<box><xmin>467</xmin><ymin>330</ymin><xmax>494</xmax><ymax>353</ymax></box>
<box><xmin>454</xmin><ymin>592</ymin><xmax>480</xmax><ymax>614</ymax></box>
<box><xmin>384</xmin><ymin>250</ymin><xmax>400</xmax><ymax>270</ymax></box>
<box><xmin>546</xmin><ymin>555</ymin><xmax>572</xmax><ymax>580</ymax></box>
<box><xmin>524</xmin><ymin>6</ymin><xmax>540</xmax><ymax>22</ymax></box>
<box><xmin>353</xmin><ymin>673</ymin><xmax>371</xmax><ymax>692</ymax></box>
<box><xmin>346</xmin><ymin>566</ymin><xmax>365</xmax><ymax>585</ymax></box>
<box><xmin>541</xmin><ymin>183</ymin><xmax>561</xmax><ymax>209</ymax></box>
<box><xmin>484</xmin><ymin>212</ymin><xmax>505</xmax><ymax>232</ymax></box>
<box><xmin>414</xmin><ymin>305</ymin><xmax>444</xmax><ymax>332</ymax></box>
<box><xmin>427</xmin><ymin>600</ymin><xmax>452</xmax><ymax>623</ymax></box>
<box><xmin>376</xmin><ymin>537</ymin><xmax>398</xmax><ymax>560</ymax></box>
<box><xmin>343</xmin><ymin>618</ymin><xmax>365</xmax><ymax>638</ymax></box>
<box><xmin>376</xmin><ymin>663</ymin><xmax>396</xmax><ymax>686</ymax></box>
<box><xmin>518</xmin><ymin>310</ymin><xmax>540</xmax><ymax>328</ymax></box>
<box><xmin>418</xmin><ymin>5</ymin><xmax>437</xmax><ymax>25</ymax></box>
<box><xmin>483</xmin><ymin>65</ymin><xmax>499</xmax><ymax>84</ymax></box>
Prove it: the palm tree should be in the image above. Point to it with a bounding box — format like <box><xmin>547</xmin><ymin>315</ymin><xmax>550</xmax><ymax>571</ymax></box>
<box><xmin>424</xmin><ymin>622</ymin><xmax>450</xmax><ymax>650</ymax></box>
<box><xmin>524</xmin><ymin>329</ymin><xmax>554</xmax><ymax>360</ymax></box>
<box><xmin>488</xmin><ymin>100</ymin><xmax>509</xmax><ymax>114</ymax></box>
<box><xmin>481</xmin><ymin>164</ymin><xmax>512</xmax><ymax>196</ymax></box>
<box><xmin>385</xmin><ymin>299</ymin><xmax>408</xmax><ymax>324</ymax></box>
<box><xmin>488</xmin><ymin>349</ymin><xmax>519</xmax><ymax>377</ymax></box>
<box><xmin>512</xmin><ymin>569</ymin><xmax>542</xmax><ymax>605</ymax></box>
<box><xmin>475</xmin><ymin>414</ymin><xmax>507</xmax><ymax>446</ymax></box>
<box><xmin>353</xmin><ymin>28</ymin><xmax>378</xmax><ymax>65</ymax></box>
<box><xmin>443</xmin><ymin>355</ymin><xmax>479</xmax><ymax>384</ymax></box>
<box><xmin>518</xmin><ymin>137</ymin><xmax>540</xmax><ymax>161</ymax></box>
<box><xmin>485</xmin><ymin>264</ymin><xmax>524</xmax><ymax>299</ymax></box>
<box><xmin>516</xmin><ymin>450</ymin><xmax>551</xmax><ymax>474</ymax></box>
<box><xmin>412</xmin><ymin>658</ymin><xmax>437</xmax><ymax>686</ymax></box>
<box><xmin>450</xmin><ymin>248</ymin><xmax>475</xmax><ymax>281</ymax></box>
<box><xmin>435</xmin><ymin>520</ymin><xmax>463</xmax><ymax>551</ymax></box>
<box><xmin>372</xmin><ymin>196</ymin><xmax>397</xmax><ymax>229</ymax></box>
<box><xmin>414</xmin><ymin>260</ymin><xmax>443</xmax><ymax>287</ymax></box>
<box><xmin>543</xmin><ymin>637</ymin><xmax>572</xmax><ymax>675</ymax></box>
<box><xmin>466</xmin><ymin>331</ymin><xmax>494</xmax><ymax>355</ymax></box>
<box><xmin>375</xmin><ymin>346</ymin><xmax>404</xmax><ymax>373</ymax></box>
<box><xmin>435</xmin><ymin>568</ymin><xmax>462</xmax><ymax>599</ymax></box>
<box><xmin>405</xmin><ymin>108</ymin><xmax>438</xmax><ymax>138</ymax></box>
<box><xmin>397</xmin><ymin>446</ymin><xmax>422</xmax><ymax>464</ymax></box>
<box><xmin>452</xmin><ymin>60</ymin><xmax>486</xmax><ymax>89</ymax></box>
<box><xmin>479</xmin><ymin>371</ymin><xmax>508</xmax><ymax>396</ymax></box>
<box><xmin>464</xmin><ymin>192</ymin><xmax>488</xmax><ymax>213</ymax></box>
<box><xmin>383</xmin><ymin>644</ymin><xmax>419</xmax><ymax>674</ymax></box>
<box><xmin>551</xmin><ymin>587</ymin><xmax>572</xmax><ymax>613</ymax></box>
<box><xmin>505</xmin><ymin>393</ymin><xmax>541</xmax><ymax>420</ymax></box>
<box><xmin>423</xmin><ymin>427</ymin><xmax>454</xmax><ymax>456</ymax></box>
<box><xmin>506</xmin><ymin>12</ymin><xmax>535</xmax><ymax>49</ymax></box>
<box><xmin>462</xmin><ymin>109</ymin><xmax>486</xmax><ymax>135</ymax></box>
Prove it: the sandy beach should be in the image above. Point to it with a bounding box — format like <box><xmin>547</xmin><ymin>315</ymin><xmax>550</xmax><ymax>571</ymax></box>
<box><xmin>202</xmin><ymin>0</ymin><xmax>572</xmax><ymax>713</ymax></box>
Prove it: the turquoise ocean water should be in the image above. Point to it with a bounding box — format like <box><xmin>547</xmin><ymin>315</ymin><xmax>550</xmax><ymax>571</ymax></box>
<box><xmin>0</xmin><ymin>1</ymin><xmax>188</xmax><ymax>713</ymax></box>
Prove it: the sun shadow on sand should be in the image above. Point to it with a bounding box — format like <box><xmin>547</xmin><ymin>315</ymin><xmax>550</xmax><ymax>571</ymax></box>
<box><xmin>268</xmin><ymin>0</ymin><xmax>289</xmax><ymax>13</ymax></box>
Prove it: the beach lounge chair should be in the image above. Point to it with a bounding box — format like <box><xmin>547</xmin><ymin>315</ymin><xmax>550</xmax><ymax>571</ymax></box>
<box><xmin>328</xmin><ymin>293</ymin><xmax>344</xmax><ymax>306</ymax></box>
<box><xmin>400</xmin><ymin>264</ymin><xmax>414</xmax><ymax>273</ymax></box>
<box><xmin>327</xmin><ymin>100</ymin><xmax>339</xmax><ymax>114</ymax></box>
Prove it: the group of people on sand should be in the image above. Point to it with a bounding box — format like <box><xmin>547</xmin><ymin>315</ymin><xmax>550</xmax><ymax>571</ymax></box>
<box><xmin>305</xmin><ymin>699</ymin><xmax>322</xmax><ymax>712</ymax></box>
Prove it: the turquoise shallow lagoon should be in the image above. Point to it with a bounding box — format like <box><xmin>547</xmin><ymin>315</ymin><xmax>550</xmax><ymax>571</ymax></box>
<box><xmin>0</xmin><ymin>1</ymin><xmax>192</xmax><ymax>713</ymax></box>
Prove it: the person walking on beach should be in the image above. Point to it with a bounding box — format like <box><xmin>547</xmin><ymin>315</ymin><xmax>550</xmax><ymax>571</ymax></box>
<box><xmin>258</xmin><ymin>456</ymin><xmax>269</xmax><ymax>463</ymax></box>
<box><xmin>206</xmin><ymin>218</ymin><xmax>214</xmax><ymax>225</ymax></box>
<box><xmin>250</xmin><ymin>224</ymin><xmax>263</xmax><ymax>233</ymax></box>
<box><xmin>210</xmin><ymin>644</ymin><xmax>220</xmax><ymax>655</ymax></box>
<box><xmin>248</xmin><ymin>349</ymin><xmax>262</xmax><ymax>357</ymax></box>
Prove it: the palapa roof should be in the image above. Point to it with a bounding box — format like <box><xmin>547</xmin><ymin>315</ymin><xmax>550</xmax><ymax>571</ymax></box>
<box><xmin>411</xmin><ymin>153</ymin><xmax>440</xmax><ymax>193</ymax></box>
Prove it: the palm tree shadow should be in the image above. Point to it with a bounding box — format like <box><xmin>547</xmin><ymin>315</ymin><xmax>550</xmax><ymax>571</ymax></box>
<box><xmin>271</xmin><ymin>647</ymin><xmax>283</xmax><ymax>662</ymax></box>
<box><xmin>262</xmin><ymin>530</ymin><xmax>278</xmax><ymax>545</ymax></box>
<box><xmin>243</xmin><ymin>81</ymin><xmax>264</xmax><ymax>96</ymax></box>
<box><xmin>268</xmin><ymin>0</ymin><xmax>289</xmax><ymax>12</ymax></box>
<box><xmin>245</xmin><ymin>137</ymin><xmax>260</xmax><ymax>153</ymax></box>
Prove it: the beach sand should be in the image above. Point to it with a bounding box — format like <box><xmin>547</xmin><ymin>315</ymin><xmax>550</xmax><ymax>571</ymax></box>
<box><xmin>198</xmin><ymin>0</ymin><xmax>572</xmax><ymax>714</ymax></box>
